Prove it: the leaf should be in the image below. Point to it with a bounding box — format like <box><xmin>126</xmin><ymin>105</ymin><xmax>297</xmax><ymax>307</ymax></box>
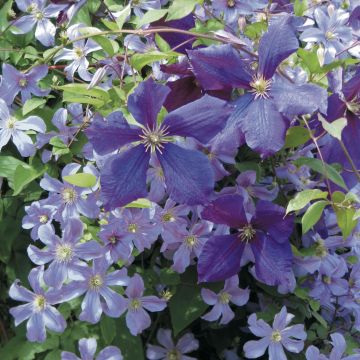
<box><xmin>115</xmin><ymin>4</ymin><xmax>131</xmax><ymax>30</ymax></box>
<box><xmin>124</xmin><ymin>198</ymin><xmax>151</xmax><ymax>208</ymax></box>
<box><xmin>284</xmin><ymin>126</ymin><xmax>311</xmax><ymax>148</ymax></box>
<box><xmin>50</xmin><ymin>136</ymin><xmax>70</xmax><ymax>156</ymax></box>
<box><xmin>159</xmin><ymin>268</ymin><xmax>180</xmax><ymax>285</ymax></box>
<box><xmin>100</xmin><ymin>317</ymin><xmax>116</xmax><ymax>345</ymax></box>
<box><xmin>63</xmin><ymin>173</ymin><xmax>97</xmax><ymax>188</ymax></box>
<box><xmin>130</xmin><ymin>51</ymin><xmax>178</xmax><ymax>72</ymax></box>
<box><xmin>135</xmin><ymin>9</ymin><xmax>168</xmax><ymax>28</ymax></box>
<box><xmin>293</xmin><ymin>157</ymin><xmax>348</xmax><ymax>190</ymax></box>
<box><xmin>114</xmin><ymin>318</ymin><xmax>144</xmax><ymax>360</ymax></box>
<box><xmin>169</xmin><ymin>267</ymin><xmax>208</xmax><ymax>336</ymax></box>
<box><xmin>302</xmin><ymin>200</ymin><xmax>328</xmax><ymax>234</ymax></box>
<box><xmin>0</xmin><ymin>155</ymin><xmax>26</xmax><ymax>182</ymax></box>
<box><xmin>318</xmin><ymin>114</ymin><xmax>347</xmax><ymax>141</ymax></box>
<box><xmin>155</xmin><ymin>33</ymin><xmax>171</xmax><ymax>52</ymax></box>
<box><xmin>23</xmin><ymin>97</ymin><xmax>46</xmax><ymax>115</ymax></box>
<box><xmin>286</xmin><ymin>189</ymin><xmax>328</xmax><ymax>214</ymax></box>
<box><xmin>13</xmin><ymin>163</ymin><xmax>45</xmax><ymax>196</ymax></box>
<box><xmin>334</xmin><ymin>206</ymin><xmax>357</xmax><ymax>239</ymax></box>
<box><xmin>297</xmin><ymin>48</ymin><xmax>321</xmax><ymax>74</ymax></box>
<box><xmin>311</xmin><ymin>310</ymin><xmax>328</xmax><ymax>329</ymax></box>
<box><xmin>0</xmin><ymin>0</ymin><xmax>13</xmax><ymax>32</ymax></box>
<box><xmin>166</xmin><ymin>0</ymin><xmax>201</xmax><ymax>21</ymax></box>
<box><xmin>294</xmin><ymin>0</ymin><xmax>308</xmax><ymax>16</ymax></box>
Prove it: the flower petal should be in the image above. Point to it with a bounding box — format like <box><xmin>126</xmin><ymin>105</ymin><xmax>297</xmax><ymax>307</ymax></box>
<box><xmin>243</xmin><ymin>337</ymin><xmax>270</xmax><ymax>358</ymax></box>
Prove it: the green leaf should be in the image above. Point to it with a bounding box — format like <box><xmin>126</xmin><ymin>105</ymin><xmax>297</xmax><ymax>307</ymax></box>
<box><xmin>13</xmin><ymin>163</ymin><xmax>45</xmax><ymax>196</ymax></box>
<box><xmin>135</xmin><ymin>9</ymin><xmax>168</xmax><ymax>28</ymax></box>
<box><xmin>294</xmin><ymin>0</ymin><xmax>308</xmax><ymax>16</ymax></box>
<box><xmin>318</xmin><ymin>114</ymin><xmax>347</xmax><ymax>141</ymax></box>
<box><xmin>114</xmin><ymin>318</ymin><xmax>144</xmax><ymax>360</ymax></box>
<box><xmin>0</xmin><ymin>0</ymin><xmax>13</xmax><ymax>32</ymax></box>
<box><xmin>100</xmin><ymin>317</ymin><xmax>116</xmax><ymax>345</ymax></box>
<box><xmin>286</xmin><ymin>189</ymin><xmax>328</xmax><ymax>214</ymax></box>
<box><xmin>159</xmin><ymin>268</ymin><xmax>180</xmax><ymax>285</ymax></box>
<box><xmin>155</xmin><ymin>33</ymin><xmax>171</xmax><ymax>52</ymax></box>
<box><xmin>130</xmin><ymin>51</ymin><xmax>178</xmax><ymax>72</ymax></box>
<box><xmin>63</xmin><ymin>173</ymin><xmax>97</xmax><ymax>188</ymax></box>
<box><xmin>297</xmin><ymin>48</ymin><xmax>321</xmax><ymax>74</ymax></box>
<box><xmin>0</xmin><ymin>155</ymin><xmax>26</xmax><ymax>184</ymax></box>
<box><xmin>50</xmin><ymin>136</ymin><xmax>70</xmax><ymax>156</ymax></box>
<box><xmin>293</xmin><ymin>157</ymin><xmax>348</xmax><ymax>190</ymax></box>
<box><xmin>284</xmin><ymin>126</ymin><xmax>311</xmax><ymax>148</ymax></box>
<box><xmin>311</xmin><ymin>310</ymin><xmax>328</xmax><ymax>329</ymax></box>
<box><xmin>244</xmin><ymin>21</ymin><xmax>267</xmax><ymax>40</ymax></box>
<box><xmin>334</xmin><ymin>205</ymin><xmax>357</xmax><ymax>239</ymax></box>
<box><xmin>124</xmin><ymin>198</ymin><xmax>151</xmax><ymax>208</ymax></box>
<box><xmin>23</xmin><ymin>97</ymin><xmax>46</xmax><ymax>115</ymax></box>
<box><xmin>115</xmin><ymin>4</ymin><xmax>131</xmax><ymax>29</ymax></box>
<box><xmin>166</xmin><ymin>0</ymin><xmax>201</xmax><ymax>21</ymax></box>
<box><xmin>169</xmin><ymin>267</ymin><xmax>208</xmax><ymax>335</ymax></box>
<box><xmin>302</xmin><ymin>200</ymin><xmax>328</xmax><ymax>234</ymax></box>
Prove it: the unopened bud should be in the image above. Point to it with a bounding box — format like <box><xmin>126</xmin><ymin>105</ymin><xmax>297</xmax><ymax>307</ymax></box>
<box><xmin>238</xmin><ymin>16</ymin><xmax>247</xmax><ymax>32</ymax></box>
<box><xmin>87</xmin><ymin>67</ymin><xmax>107</xmax><ymax>89</ymax></box>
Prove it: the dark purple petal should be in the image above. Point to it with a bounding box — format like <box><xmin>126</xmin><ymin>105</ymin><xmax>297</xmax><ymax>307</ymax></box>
<box><xmin>201</xmin><ymin>194</ymin><xmax>247</xmax><ymax>228</ymax></box>
<box><xmin>253</xmin><ymin>201</ymin><xmax>293</xmax><ymax>243</ymax></box>
<box><xmin>197</xmin><ymin>235</ymin><xmax>245</xmax><ymax>282</ymax></box>
<box><xmin>240</xmin><ymin>98</ymin><xmax>288</xmax><ymax>158</ymax></box>
<box><xmin>100</xmin><ymin>145</ymin><xmax>150</xmax><ymax>210</ymax></box>
<box><xmin>251</xmin><ymin>233</ymin><xmax>293</xmax><ymax>286</ymax></box>
<box><xmin>258</xmin><ymin>16</ymin><xmax>299</xmax><ymax>79</ymax></box>
<box><xmin>158</xmin><ymin>143</ymin><xmax>214</xmax><ymax>205</ymax></box>
<box><xmin>86</xmin><ymin>112</ymin><xmax>141</xmax><ymax>155</ymax></box>
<box><xmin>163</xmin><ymin>95</ymin><xmax>232</xmax><ymax>144</ymax></box>
<box><xmin>127</xmin><ymin>78</ymin><xmax>170</xmax><ymax>129</ymax></box>
<box><xmin>188</xmin><ymin>44</ymin><xmax>253</xmax><ymax>90</ymax></box>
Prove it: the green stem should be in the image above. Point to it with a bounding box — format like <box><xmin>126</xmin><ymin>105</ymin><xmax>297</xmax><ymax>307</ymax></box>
<box><xmin>338</xmin><ymin>139</ymin><xmax>360</xmax><ymax>182</ymax></box>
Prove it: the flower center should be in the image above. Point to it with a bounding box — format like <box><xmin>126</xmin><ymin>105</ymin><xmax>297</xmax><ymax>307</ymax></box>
<box><xmin>34</xmin><ymin>11</ymin><xmax>44</xmax><ymax>20</ymax></box>
<box><xmin>271</xmin><ymin>330</ymin><xmax>282</xmax><ymax>342</ymax></box>
<box><xmin>167</xmin><ymin>349</ymin><xmax>181</xmax><ymax>360</ymax></box>
<box><xmin>74</xmin><ymin>47</ymin><xmax>84</xmax><ymax>59</ymax></box>
<box><xmin>55</xmin><ymin>244</ymin><xmax>73</xmax><ymax>262</ymax></box>
<box><xmin>227</xmin><ymin>0</ymin><xmax>236</xmax><ymax>7</ymax></box>
<box><xmin>18</xmin><ymin>78</ymin><xmax>27</xmax><ymax>88</ymax></box>
<box><xmin>127</xmin><ymin>223</ymin><xmax>138</xmax><ymax>233</ymax></box>
<box><xmin>185</xmin><ymin>235</ymin><xmax>198</xmax><ymax>248</ymax></box>
<box><xmin>33</xmin><ymin>295</ymin><xmax>46</xmax><ymax>311</ymax></box>
<box><xmin>38</xmin><ymin>214</ymin><xmax>48</xmax><ymax>224</ymax></box>
<box><xmin>238</xmin><ymin>224</ymin><xmax>256</xmax><ymax>243</ymax></box>
<box><xmin>315</xmin><ymin>240</ymin><xmax>328</xmax><ymax>258</ymax></box>
<box><xmin>129</xmin><ymin>298</ymin><xmax>142</xmax><ymax>311</ymax></box>
<box><xmin>139</xmin><ymin>125</ymin><xmax>171</xmax><ymax>153</ymax></box>
<box><xmin>109</xmin><ymin>235</ymin><xmax>120</xmax><ymax>244</ymax></box>
<box><xmin>322</xmin><ymin>275</ymin><xmax>332</xmax><ymax>285</ymax></box>
<box><xmin>6</xmin><ymin>117</ymin><xmax>17</xmax><ymax>129</ymax></box>
<box><xmin>219</xmin><ymin>291</ymin><xmax>231</xmax><ymax>304</ymax></box>
<box><xmin>62</xmin><ymin>188</ymin><xmax>77</xmax><ymax>204</ymax></box>
<box><xmin>249</xmin><ymin>74</ymin><xmax>271</xmax><ymax>99</ymax></box>
<box><xmin>162</xmin><ymin>212</ymin><xmax>175</xmax><ymax>222</ymax></box>
<box><xmin>89</xmin><ymin>274</ymin><xmax>103</xmax><ymax>290</ymax></box>
<box><xmin>325</xmin><ymin>31</ymin><xmax>336</xmax><ymax>40</ymax></box>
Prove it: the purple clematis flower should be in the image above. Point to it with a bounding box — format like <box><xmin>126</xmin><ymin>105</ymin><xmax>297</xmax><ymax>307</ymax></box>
<box><xmin>306</xmin><ymin>333</ymin><xmax>360</xmax><ymax>360</ymax></box>
<box><xmin>61</xmin><ymin>338</ymin><xmax>123</xmax><ymax>360</ymax></box>
<box><xmin>12</xmin><ymin>0</ymin><xmax>65</xmax><ymax>46</ymax></box>
<box><xmin>201</xmin><ymin>275</ymin><xmax>249</xmax><ymax>325</ymax></box>
<box><xmin>9</xmin><ymin>266</ymin><xmax>66</xmax><ymax>343</ymax></box>
<box><xmin>27</xmin><ymin>218</ymin><xmax>103</xmax><ymax>288</ymax></box>
<box><xmin>197</xmin><ymin>194</ymin><xmax>294</xmax><ymax>285</ymax></box>
<box><xmin>117</xmin><ymin>274</ymin><xmax>167</xmax><ymax>335</ymax></box>
<box><xmin>300</xmin><ymin>6</ymin><xmax>352</xmax><ymax>65</ymax></box>
<box><xmin>0</xmin><ymin>63</ymin><xmax>49</xmax><ymax>105</ymax></box>
<box><xmin>243</xmin><ymin>306</ymin><xmax>307</xmax><ymax>359</ymax></box>
<box><xmin>50</xmin><ymin>0</ymin><xmax>86</xmax><ymax>25</ymax></box>
<box><xmin>61</xmin><ymin>257</ymin><xmax>129</xmax><ymax>324</ymax></box>
<box><xmin>39</xmin><ymin>163</ymin><xmax>100</xmax><ymax>221</ymax></box>
<box><xmin>0</xmin><ymin>98</ymin><xmax>46</xmax><ymax>157</ymax></box>
<box><xmin>188</xmin><ymin>16</ymin><xmax>327</xmax><ymax>157</ymax></box>
<box><xmin>86</xmin><ymin>78</ymin><xmax>232</xmax><ymax>209</ymax></box>
<box><xmin>146</xmin><ymin>328</ymin><xmax>199</xmax><ymax>360</ymax></box>
<box><xmin>22</xmin><ymin>200</ymin><xmax>56</xmax><ymax>240</ymax></box>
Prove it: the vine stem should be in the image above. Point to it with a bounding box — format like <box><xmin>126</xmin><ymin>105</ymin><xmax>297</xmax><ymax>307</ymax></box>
<box><xmin>302</xmin><ymin>116</ymin><xmax>333</xmax><ymax>199</ymax></box>
<box><xmin>338</xmin><ymin>139</ymin><xmax>360</xmax><ymax>182</ymax></box>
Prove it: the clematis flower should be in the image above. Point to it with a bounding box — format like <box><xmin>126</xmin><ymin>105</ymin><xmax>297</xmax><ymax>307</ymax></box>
<box><xmin>146</xmin><ymin>328</ymin><xmax>199</xmax><ymax>360</ymax></box>
<box><xmin>117</xmin><ymin>274</ymin><xmax>167</xmax><ymax>335</ymax></box>
<box><xmin>197</xmin><ymin>194</ymin><xmax>294</xmax><ymax>285</ymax></box>
<box><xmin>61</xmin><ymin>257</ymin><xmax>129</xmax><ymax>324</ymax></box>
<box><xmin>9</xmin><ymin>266</ymin><xmax>66</xmax><ymax>343</ymax></box>
<box><xmin>22</xmin><ymin>200</ymin><xmax>57</xmax><ymax>240</ymax></box>
<box><xmin>61</xmin><ymin>338</ymin><xmax>123</xmax><ymax>360</ymax></box>
<box><xmin>50</xmin><ymin>0</ymin><xmax>87</xmax><ymax>25</ymax></box>
<box><xmin>201</xmin><ymin>275</ymin><xmax>249</xmax><ymax>325</ymax></box>
<box><xmin>306</xmin><ymin>333</ymin><xmax>360</xmax><ymax>360</ymax></box>
<box><xmin>0</xmin><ymin>63</ymin><xmax>49</xmax><ymax>105</ymax></box>
<box><xmin>86</xmin><ymin>77</ymin><xmax>232</xmax><ymax>209</ymax></box>
<box><xmin>300</xmin><ymin>6</ymin><xmax>352</xmax><ymax>65</ymax></box>
<box><xmin>243</xmin><ymin>306</ymin><xmax>307</xmax><ymax>359</ymax></box>
<box><xmin>0</xmin><ymin>98</ymin><xmax>46</xmax><ymax>157</ymax></box>
<box><xmin>11</xmin><ymin>0</ymin><xmax>65</xmax><ymax>46</ymax></box>
<box><xmin>39</xmin><ymin>163</ymin><xmax>100</xmax><ymax>221</ymax></box>
<box><xmin>188</xmin><ymin>16</ymin><xmax>327</xmax><ymax>157</ymax></box>
<box><xmin>27</xmin><ymin>218</ymin><xmax>103</xmax><ymax>288</ymax></box>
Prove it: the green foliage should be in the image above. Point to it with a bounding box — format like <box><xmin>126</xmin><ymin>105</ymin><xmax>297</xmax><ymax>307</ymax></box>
<box><xmin>301</xmin><ymin>200</ymin><xmax>329</xmax><ymax>234</ymax></box>
<box><xmin>63</xmin><ymin>173</ymin><xmax>97</xmax><ymax>188</ymax></box>
<box><xmin>286</xmin><ymin>189</ymin><xmax>328</xmax><ymax>214</ymax></box>
<box><xmin>166</xmin><ymin>0</ymin><xmax>202</xmax><ymax>21</ymax></box>
<box><xmin>284</xmin><ymin>126</ymin><xmax>311</xmax><ymax>148</ymax></box>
